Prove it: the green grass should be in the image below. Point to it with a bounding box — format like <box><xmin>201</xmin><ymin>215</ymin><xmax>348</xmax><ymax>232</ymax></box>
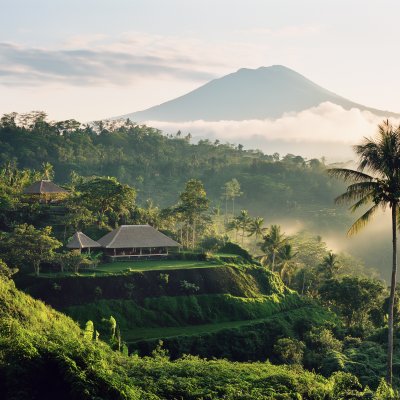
<box><xmin>123</xmin><ymin>314</ymin><xmax>290</xmax><ymax>342</ymax></box>
<box><xmin>37</xmin><ymin>259</ymin><xmax>224</xmax><ymax>277</ymax></box>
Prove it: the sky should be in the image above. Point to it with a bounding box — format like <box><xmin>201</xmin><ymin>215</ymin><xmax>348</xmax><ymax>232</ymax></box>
<box><xmin>1</xmin><ymin>0</ymin><xmax>400</xmax><ymax>155</ymax></box>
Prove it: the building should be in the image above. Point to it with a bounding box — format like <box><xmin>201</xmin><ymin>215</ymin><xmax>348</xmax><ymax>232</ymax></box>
<box><xmin>23</xmin><ymin>180</ymin><xmax>69</xmax><ymax>203</ymax></box>
<box><xmin>67</xmin><ymin>232</ymin><xmax>101</xmax><ymax>254</ymax></box>
<box><xmin>97</xmin><ymin>225</ymin><xmax>181</xmax><ymax>257</ymax></box>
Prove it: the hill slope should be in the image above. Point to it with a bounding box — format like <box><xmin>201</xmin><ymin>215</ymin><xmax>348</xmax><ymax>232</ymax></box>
<box><xmin>116</xmin><ymin>65</ymin><xmax>399</xmax><ymax>122</ymax></box>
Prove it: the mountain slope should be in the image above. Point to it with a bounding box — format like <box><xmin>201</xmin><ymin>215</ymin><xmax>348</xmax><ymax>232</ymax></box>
<box><xmin>115</xmin><ymin>65</ymin><xmax>399</xmax><ymax>123</ymax></box>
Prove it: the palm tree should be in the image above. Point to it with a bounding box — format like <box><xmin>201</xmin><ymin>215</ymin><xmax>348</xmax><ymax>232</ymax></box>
<box><xmin>318</xmin><ymin>252</ymin><xmax>342</xmax><ymax>279</ymax></box>
<box><xmin>259</xmin><ymin>224</ymin><xmax>289</xmax><ymax>273</ymax></box>
<box><xmin>276</xmin><ymin>244</ymin><xmax>298</xmax><ymax>286</ymax></box>
<box><xmin>226</xmin><ymin>219</ymin><xmax>241</xmax><ymax>242</ymax></box>
<box><xmin>247</xmin><ymin>217</ymin><xmax>267</xmax><ymax>254</ymax></box>
<box><xmin>235</xmin><ymin>210</ymin><xmax>251</xmax><ymax>245</ymax></box>
<box><xmin>326</xmin><ymin>119</ymin><xmax>400</xmax><ymax>384</ymax></box>
<box><xmin>41</xmin><ymin>162</ymin><xmax>54</xmax><ymax>180</ymax></box>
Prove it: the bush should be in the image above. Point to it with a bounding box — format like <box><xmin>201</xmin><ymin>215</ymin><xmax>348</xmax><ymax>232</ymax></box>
<box><xmin>220</xmin><ymin>242</ymin><xmax>259</xmax><ymax>264</ymax></box>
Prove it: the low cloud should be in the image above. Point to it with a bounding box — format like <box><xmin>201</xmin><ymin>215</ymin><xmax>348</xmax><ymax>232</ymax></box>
<box><xmin>144</xmin><ymin>102</ymin><xmax>400</xmax><ymax>159</ymax></box>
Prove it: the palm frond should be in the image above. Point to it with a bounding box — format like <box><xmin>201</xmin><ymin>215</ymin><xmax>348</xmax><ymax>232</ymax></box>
<box><xmin>325</xmin><ymin>168</ymin><xmax>374</xmax><ymax>182</ymax></box>
<box><xmin>333</xmin><ymin>182</ymin><xmax>377</xmax><ymax>206</ymax></box>
<box><xmin>348</xmin><ymin>193</ymin><xmax>375</xmax><ymax>214</ymax></box>
<box><xmin>347</xmin><ymin>204</ymin><xmax>379</xmax><ymax>237</ymax></box>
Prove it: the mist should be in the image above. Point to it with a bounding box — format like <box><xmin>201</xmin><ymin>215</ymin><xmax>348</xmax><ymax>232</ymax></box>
<box><xmin>146</xmin><ymin>102</ymin><xmax>400</xmax><ymax>160</ymax></box>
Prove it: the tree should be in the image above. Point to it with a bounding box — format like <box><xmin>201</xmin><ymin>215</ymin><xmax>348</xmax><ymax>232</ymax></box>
<box><xmin>247</xmin><ymin>216</ymin><xmax>266</xmax><ymax>254</ymax></box>
<box><xmin>320</xmin><ymin>276</ymin><xmax>386</xmax><ymax>326</ymax></box>
<box><xmin>318</xmin><ymin>252</ymin><xmax>342</xmax><ymax>279</ymax></box>
<box><xmin>226</xmin><ymin>218</ymin><xmax>241</xmax><ymax>242</ymax></box>
<box><xmin>0</xmin><ymin>224</ymin><xmax>62</xmax><ymax>276</ymax></box>
<box><xmin>326</xmin><ymin>120</ymin><xmax>400</xmax><ymax>383</ymax></box>
<box><xmin>235</xmin><ymin>210</ymin><xmax>251</xmax><ymax>245</ymax></box>
<box><xmin>221</xmin><ymin>181</ymin><xmax>234</xmax><ymax>232</ymax></box>
<box><xmin>259</xmin><ymin>225</ymin><xmax>289</xmax><ymax>273</ymax></box>
<box><xmin>230</xmin><ymin>178</ymin><xmax>243</xmax><ymax>216</ymax></box>
<box><xmin>76</xmin><ymin>178</ymin><xmax>136</xmax><ymax>226</ymax></box>
<box><xmin>59</xmin><ymin>250</ymin><xmax>91</xmax><ymax>273</ymax></box>
<box><xmin>274</xmin><ymin>338</ymin><xmax>305</xmax><ymax>365</ymax></box>
<box><xmin>276</xmin><ymin>244</ymin><xmax>298</xmax><ymax>287</ymax></box>
<box><xmin>41</xmin><ymin>162</ymin><xmax>54</xmax><ymax>180</ymax></box>
<box><xmin>179</xmin><ymin>179</ymin><xmax>210</xmax><ymax>250</ymax></box>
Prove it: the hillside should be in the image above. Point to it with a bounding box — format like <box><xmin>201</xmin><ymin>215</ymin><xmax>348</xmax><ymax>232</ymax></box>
<box><xmin>115</xmin><ymin>65</ymin><xmax>400</xmax><ymax>122</ymax></box>
<box><xmin>0</xmin><ymin>275</ymin><xmax>371</xmax><ymax>399</ymax></box>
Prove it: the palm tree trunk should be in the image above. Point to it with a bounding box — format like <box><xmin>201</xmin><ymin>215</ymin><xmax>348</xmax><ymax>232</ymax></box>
<box><xmin>224</xmin><ymin>196</ymin><xmax>227</xmax><ymax>233</ymax></box>
<box><xmin>387</xmin><ymin>203</ymin><xmax>398</xmax><ymax>384</ymax></box>
<box><xmin>253</xmin><ymin>233</ymin><xmax>258</xmax><ymax>254</ymax></box>
<box><xmin>272</xmin><ymin>250</ymin><xmax>276</xmax><ymax>272</ymax></box>
<box><xmin>180</xmin><ymin>217</ymin><xmax>183</xmax><ymax>247</ymax></box>
<box><xmin>192</xmin><ymin>218</ymin><xmax>195</xmax><ymax>251</ymax></box>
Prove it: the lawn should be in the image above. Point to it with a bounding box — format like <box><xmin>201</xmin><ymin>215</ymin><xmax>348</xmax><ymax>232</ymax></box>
<box><xmin>38</xmin><ymin>259</ymin><xmax>224</xmax><ymax>277</ymax></box>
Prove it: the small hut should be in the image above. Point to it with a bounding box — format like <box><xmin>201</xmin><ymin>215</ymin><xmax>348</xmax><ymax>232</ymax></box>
<box><xmin>67</xmin><ymin>232</ymin><xmax>101</xmax><ymax>254</ymax></box>
<box><xmin>97</xmin><ymin>225</ymin><xmax>181</xmax><ymax>257</ymax></box>
<box><xmin>23</xmin><ymin>180</ymin><xmax>69</xmax><ymax>203</ymax></box>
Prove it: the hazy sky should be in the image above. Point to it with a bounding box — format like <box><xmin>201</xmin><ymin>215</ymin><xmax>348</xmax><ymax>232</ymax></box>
<box><xmin>1</xmin><ymin>0</ymin><xmax>400</xmax><ymax>123</ymax></box>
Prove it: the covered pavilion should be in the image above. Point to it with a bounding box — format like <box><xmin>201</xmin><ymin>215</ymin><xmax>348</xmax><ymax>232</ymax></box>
<box><xmin>23</xmin><ymin>180</ymin><xmax>69</xmax><ymax>203</ymax></box>
<box><xmin>97</xmin><ymin>225</ymin><xmax>181</xmax><ymax>257</ymax></box>
<box><xmin>67</xmin><ymin>232</ymin><xmax>101</xmax><ymax>254</ymax></box>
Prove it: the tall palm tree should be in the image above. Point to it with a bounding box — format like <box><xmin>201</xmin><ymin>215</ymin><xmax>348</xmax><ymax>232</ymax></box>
<box><xmin>41</xmin><ymin>162</ymin><xmax>54</xmax><ymax>180</ymax></box>
<box><xmin>276</xmin><ymin>244</ymin><xmax>298</xmax><ymax>286</ymax></box>
<box><xmin>259</xmin><ymin>224</ymin><xmax>289</xmax><ymax>272</ymax></box>
<box><xmin>226</xmin><ymin>219</ymin><xmax>241</xmax><ymax>242</ymax></box>
<box><xmin>235</xmin><ymin>210</ymin><xmax>251</xmax><ymax>245</ymax></box>
<box><xmin>326</xmin><ymin>120</ymin><xmax>400</xmax><ymax>384</ymax></box>
<box><xmin>247</xmin><ymin>217</ymin><xmax>267</xmax><ymax>254</ymax></box>
<box><xmin>318</xmin><ymin>252</ymin><xmax>342</xmax><ymax>279</ymax></box>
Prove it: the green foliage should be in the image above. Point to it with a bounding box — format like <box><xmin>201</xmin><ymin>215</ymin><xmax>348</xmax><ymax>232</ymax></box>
<box><xmin>84</xmin><ymin>320</ymin><xmax>94</xmax><ymax>340</ymax></box>
<box><xmin>0</xmin><ymin>259</ymin><xmax>18</xmax><ymax>279</ymax></box>
<box><xmin>0</xmin><ymin>224</ymin><xmax>62</xmax><ymax>275</ymax></box>
<box><xmin>274</xmin><ymin>338</ymin><xmax>305</xmax><ymax>364</ymax></box>
<box><xmin>220</xmin><ymin>241</ymin><xmax>258</xmax><ymax>263</ymax></box>
<box><xmin>303</xmin><ymin>327</ymin><xmax>343</xmax><ymax>370</ymax></box>
<box><xmin>180</xmin><ymin>280</ymin><xmax>200</xmax><ymax>292</ymax></box>
<box><xmin>157</xmin><ymin>273</ymin><xmax>169</xmax><ymax>285</ymax></box>
<box><xmin>320</xmin><ymin>276</ymin><xmax>386</xmax><ymax>326</ymax></box>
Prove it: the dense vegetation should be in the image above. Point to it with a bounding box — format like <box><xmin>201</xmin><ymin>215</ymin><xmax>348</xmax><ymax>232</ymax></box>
<box><xmin>1</xmin><ymin>111</ymin><xmax>400</xmax><ymax>398</ymax></box>
<box><xmin>1</xmin><ymin>276</ymin><xmax>398</xmax><ymax>399</ymax></box>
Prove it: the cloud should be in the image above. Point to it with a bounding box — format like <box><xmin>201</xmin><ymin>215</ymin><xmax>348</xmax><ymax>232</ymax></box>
<box><xmin>61</xmin><ymin>34</ymin><xmax>109</xmax><ymax>48</ymax></box>
<box><xmin>0</xmin><ymin>30</ymin><xmax>272</xmax><ymax>89</ymax></box>
<box><xmin>0</xmin><ymin>41</ymin><xmax>218</xmax><ymax>87</ymax></box>
<box><xmin>143</xmin><ymin>102</ymin><xmax>400</xmax><ymax>158</ymax></box>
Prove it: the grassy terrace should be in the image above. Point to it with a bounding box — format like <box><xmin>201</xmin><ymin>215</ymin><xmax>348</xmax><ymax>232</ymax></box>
<box><xmin>123</xmin><ymin>315</ymin><xmax>281</xmax><ymax>342</ymax></box>
<box><xmin>37</xmin><ymin>253</ymin><xmax>240</xmax><ymax>277</ymax></box>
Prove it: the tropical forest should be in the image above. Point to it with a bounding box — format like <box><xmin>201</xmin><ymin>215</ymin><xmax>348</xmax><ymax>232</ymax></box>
<box><xmin>1</xmin><ymin>111</ymin><xmax>400</xmax><ymax>399</ymax></box>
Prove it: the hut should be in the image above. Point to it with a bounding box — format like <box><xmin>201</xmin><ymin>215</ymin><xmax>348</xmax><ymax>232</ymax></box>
<box><xmin>67</xmin><ymin>232</ymin><xmax>101</xmax><ymax>254</ymax></box>
<box><xmin>97</xmin><ymin>225</ymin><xmax>181</xmax><ymax>257</ymax></box>
<box><xmin>23</xmin><ymin>180</ymin><xmax>69</xmax><ymax>203</ymax></box>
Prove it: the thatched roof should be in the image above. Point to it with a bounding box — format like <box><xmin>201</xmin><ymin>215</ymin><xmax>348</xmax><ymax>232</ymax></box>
<box><xmin>67</xmin><ymin>232</ymin><xmax>101</xmax><ymax>249</ymax></box>
<box><xmin>23</xmin><ymin>180</ymin><xmax>69</xmax><ymax>194</ymax></box>
<box><xmin>97</xmin><ymin>225</ymin><xmax>181</xmax><ymax>248</ymax></box>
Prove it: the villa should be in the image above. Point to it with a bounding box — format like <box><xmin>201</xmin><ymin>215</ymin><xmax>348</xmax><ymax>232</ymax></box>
<box><xmin>96</xmin><ymin>225</ymin><xmax>181</xmax><ymax>257</ymax></box>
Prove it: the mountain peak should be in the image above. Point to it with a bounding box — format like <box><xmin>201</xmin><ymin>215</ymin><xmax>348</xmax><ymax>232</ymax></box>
<box><xmin>114</xmin><ymin>66</ymin><xmax>399</xmax><ymax>123</ymax></box>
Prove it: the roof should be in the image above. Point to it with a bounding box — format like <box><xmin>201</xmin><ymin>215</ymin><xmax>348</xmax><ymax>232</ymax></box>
<box><xmin>23</xmin><ymin>180</ymin><xmax>69</xmax><ymax>194</ymax></box>
<box><xmin>97</xmin><ymin>225</ymin><xmax>181</xmax><ymax>248</ymax></box>
<box><xmin>67</xmin><ymin>232</ymin><xmax>101</xmax><ymax>249</ymax></box>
